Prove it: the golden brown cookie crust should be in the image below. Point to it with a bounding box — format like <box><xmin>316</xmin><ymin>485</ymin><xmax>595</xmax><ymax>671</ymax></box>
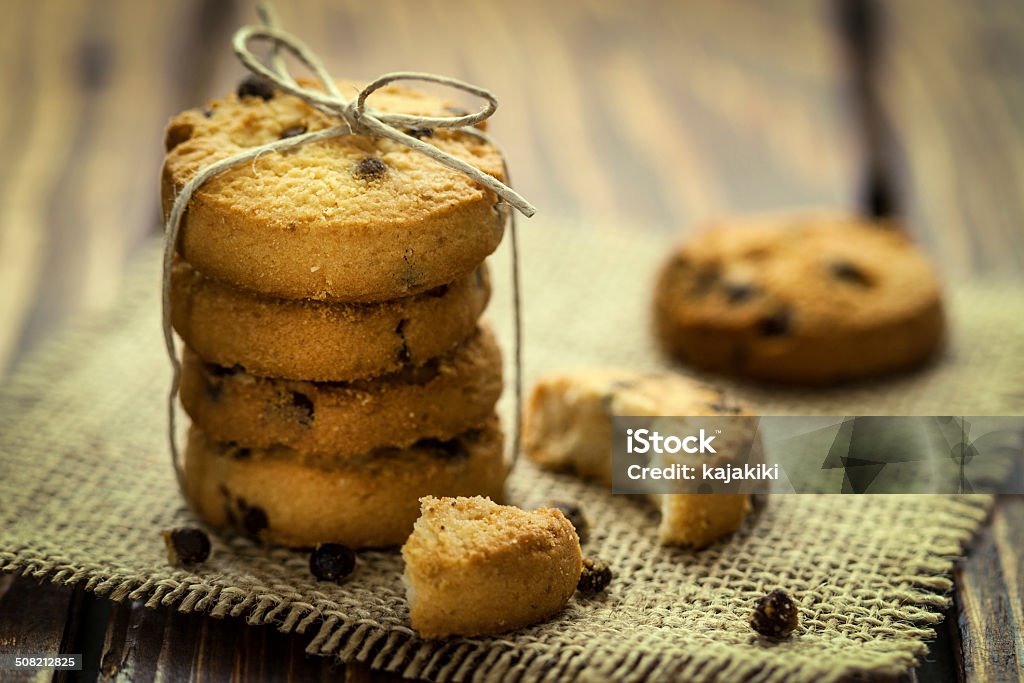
<box><xmin>653</xmin><ymin>213</ymin><xmax>945</xmax><ymax>384</ymax></box>
<box><xmin>171</xmin><ymin>258</ymin><xmax>490</xmax><ymax>382</ymax></box>
<box><xmin>162</xmin><ymin>79</ymin><xmax>507</xmax><ymax>302</ymax></box>
<box><xmin>183</xmin><ymin>419</ymin><xmax>506</xmax><ymax>549</ymax></box>
<box><xmin>180</xmin><ymin>326</ymin><xmax>503</xmax><ymax>456</ymax></box>
<box><xmin>402</xmin><ymin>496</ymin><xmax>582</xmax><ymax>638</ymax></box>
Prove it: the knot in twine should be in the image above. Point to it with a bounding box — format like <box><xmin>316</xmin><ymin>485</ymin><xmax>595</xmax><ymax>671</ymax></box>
<box><xmin>163</xmin><ymin>2</ymin><xmax>534</xmax><ymax>491</ymax></box>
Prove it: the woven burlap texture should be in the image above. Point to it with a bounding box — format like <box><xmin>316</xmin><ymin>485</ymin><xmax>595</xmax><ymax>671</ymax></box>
<box><xmin>2</xmin><ymin>218</ymin><xmax>1021</xmax><ymax>682</ymax></box>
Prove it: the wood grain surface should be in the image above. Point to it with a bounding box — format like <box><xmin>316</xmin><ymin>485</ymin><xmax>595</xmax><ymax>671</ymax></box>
<box><xmin>0</xmin><ymin>0</ymin><xmax>1021</xmax><ymax>680</ymax></box>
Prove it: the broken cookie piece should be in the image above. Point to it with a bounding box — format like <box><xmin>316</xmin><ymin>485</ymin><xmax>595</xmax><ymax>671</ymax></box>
<box><xmin>523</xmin><ymin>369</ymin><xmax>758</xmax><ymax>548</ymax></box>
<box><xmin>402</xmin><ymin>496</ymin><xmax>582</xmax><ymax>638</ymax></box>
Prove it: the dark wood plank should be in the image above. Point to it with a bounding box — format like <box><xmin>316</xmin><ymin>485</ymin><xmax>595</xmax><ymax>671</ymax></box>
<box><xmin>0</xmin><ymin>0</ymin><xmax>239</xmax><ymax>376</ymax></box>
<box><xmin>876</xmin><ymin>3</ymin><xmax>1024</xmax><ymax>678</ymax></box>
<box><xmin>952</xmin><ymin>497</ymin><xmax>1024</xmax><ymax>680</ymax></box>
<box><xmin>0</xmin><ymin>576</ymin><xmax>82</xmax><ymax>682</ymax></box>
<box><xmin>98</xmin><ymin>598</ymin><xmax>340</xmax><ymax>682</ymax></box>
<box><xmin>880</xmin><ymin>0</ymin><xmax>1024</xmax><ymax>276</ymax></box>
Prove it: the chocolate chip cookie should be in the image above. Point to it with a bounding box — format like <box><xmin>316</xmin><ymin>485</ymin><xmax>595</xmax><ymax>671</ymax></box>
<box><xmin>653</xmin><ymin>213</ymin><xmax>945</xmax><ymax>384</ymax></box>
<box><xmin>163</xmin><ymin>79</ymin><xmax>507</xmax><ymax>302</ymax></box>
<box><xmin>180</xmin><ymin>326</ymin><xmax>502</xmax><ymax>456</ymax></box>
<box><xmin>183</xmin><ymin>417</ymin><xmax>506</xmax><ymax>549</ymax></box>
<box><xmin>171</xmin><ymin>258</ymin><xmax>490</xmax><ymax>382</ymax></box>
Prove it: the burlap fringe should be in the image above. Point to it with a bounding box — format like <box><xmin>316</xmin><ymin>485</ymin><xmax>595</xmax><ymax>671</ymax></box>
<box><xmin>0</xmin><ymin>494</ymin><xmax>991</xmax><ymax>682</ymax></box>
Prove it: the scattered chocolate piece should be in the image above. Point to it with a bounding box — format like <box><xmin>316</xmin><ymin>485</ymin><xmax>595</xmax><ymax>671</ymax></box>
<box><xmin>279</xmin><ymin>124</ymin><xmax>308</xmax><ymax>139</ymax></box>
<box><xmin>354</xmin><ymin>156</ymin><xmax>388</xmax><ymax>180</ymax></box>
<box><xmin>309</xmin><ymin>543</ymin><xmax>356</xmax><ymax>582</ymax></box>
<box><xmin>550</xmin><ymin>501</ymin><xmax>589</xmax><ymax>544</ymax></box>
<box><xmin>830</xmin><ymin>261</ymin><xmax>873</xmax><ymax>287</ymax></box>
<box><xmin>758</xmin><ymin>310</ymin><xmax>792</xmax><ymax>337</ymax></box>
<box><xmin>750</xmin><ymin>589</ymin><xmax>799</xmax><ymax>638</ymax></box>
<box><xmin>243</xmin><ymin>506</ymin><xmax>269</xmax><ymax>538</ymax></box>
<box><xmin>162</xmin><ymin>527</ymin><xmax>211</xmax><ymax>567</ymax></box>
<box><xmin>236</xmin><ymin>74</ymin><xmax>275</xmax><ymax>100</ymax></box>
<box><xmin>404</xmin><ymin>127</ymin><xmax>433</xmax><ymax>139</ymax></box>
<box><xmin>577</xmin><ymin>557</ymin><xmax>612</xmax><ymax>594</ymax></box>
<box><xmin>202</xmin><ymin>107</ymin><xmax>214</xmax><ymax>118</ymax></box>
<box><xmin>724</xmin><ymin>282</ymin><xmax>757</xmax><ymax>304</ymax></box>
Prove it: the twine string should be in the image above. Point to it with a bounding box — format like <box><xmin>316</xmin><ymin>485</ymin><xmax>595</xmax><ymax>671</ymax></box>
<box><xmin>163</xmin><ymin>4</ymin><xmax>533</xmax><ymax>491</ymax></box>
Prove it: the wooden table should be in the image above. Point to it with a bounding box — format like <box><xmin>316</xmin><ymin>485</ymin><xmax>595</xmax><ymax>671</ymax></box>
<box><xmin>1</xmin><ymin>0</ymin><xmax>1021</xmax><ymax>680</ymax></box>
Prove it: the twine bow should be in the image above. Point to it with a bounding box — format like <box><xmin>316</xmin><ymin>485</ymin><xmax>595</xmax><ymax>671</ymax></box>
<box><xmin>163</xmin><ymin>2</ymin><xmax>533</xmax><ymax>491</ymax></box>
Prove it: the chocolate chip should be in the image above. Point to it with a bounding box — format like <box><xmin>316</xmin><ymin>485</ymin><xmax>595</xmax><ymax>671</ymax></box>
<box><xmin>830</xmin><ymin>261</ymin><xmax>872</xmax><ymax>287</ymax></box>
<box><xmin>309</xmin><ymin>543</ymin><xmax>356</xmax><ymax>582</ymax></box>
<box><xmin>164</xmin><ymin>123</ymin><xmax>194</xmax><ymax>152</ymax></box>
<box><xmin>404</xmin><ymin>127</ymin><xmax>433</xmax><ymax>139</ymax></box>
<box><xmin>243</xmin><ymin>506</ymin><xmax>269</xmax><ymax>537</ymax></box>
<box><xmin>162</xmin><ymin>527</ymin><xmax>211</xmax><ymax>567</ymax></box>
<box><xmin>577</xmin><ymin>557</ymin><xmax>612</xmax><ymax>594</ymax></box>
<box><xmin>354</xmin><ymin>156</ymin><xmax>387</xmax><ymax>180</ymax></box>
<box><xmin>207</xmin><ymin>363</ymin><xmax>244</xmax><ymax>378</ymax></box>
<box><xmin>724</xmin><ymin>282</ymin><xmax>757</xmax><ymax>304</ymax></box>
<box><xmin>236</xmin><ymin>74</ymin><xmax>275</xmax><ymax>100</ymax></box>
<box><xmin>550</xmin><ymin>501</ymin><xmax>589</xmax><ymax>544</ymax></box>
<box><xmin>395</xmin><ymin>319</ymin><xmax>412</xmax><ymax>364</ymax></box>
<box><xmin>289</xmin><ymin>391</ymin><xmax>314</xmax><ymax>426</ymax></box>
<box><xmin>424</xmin><ymin>284</ymin><xmax>449</xmax><ymax>298</ymax></box>
<box><xmin>202</xmin><ymin>108</ymin><xmax>214</xmax><ymax>118</ymax></box>
<box><xmin>279</xmin><ymin>124</ymin><xmax>308</xmax><ymax>139</ymax></box>
<box><xmin>419</xmin><ymin>437</ymin><xmax>468</xmax><ymax>460</ymax></box>
<box><xmin>751</xmin><ymin>589</ymin><xmax>799</xmax><ymax>638</ymax></box>
<box><xmin>224</xmin><ymin>442</ymin><xmax>252</xmax><ymax>460</ymax></box>
<box><xmin>758</xmin><ymin>310</ymin><xmax>791</xmax><ymax>337</ymax></box>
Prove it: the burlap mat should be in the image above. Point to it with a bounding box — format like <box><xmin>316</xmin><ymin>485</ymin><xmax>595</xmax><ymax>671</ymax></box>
<box><xmin>2</xmin><ymin>217</ymin><xmax>1021</xmax><ymax>682</ymax></box>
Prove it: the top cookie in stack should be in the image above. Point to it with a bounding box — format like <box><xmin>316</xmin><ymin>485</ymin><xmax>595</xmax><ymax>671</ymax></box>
<box><xmin>163</xmin><ymin>76</ymin><xmax>509</xmax><ymax>549</ymax></box>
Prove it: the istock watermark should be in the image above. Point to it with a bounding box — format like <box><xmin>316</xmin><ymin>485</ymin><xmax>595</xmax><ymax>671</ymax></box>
<box><xmin>611</xmin><ymin>415</ymin><xmax>1024</xmax><ymax>495</ymax></box>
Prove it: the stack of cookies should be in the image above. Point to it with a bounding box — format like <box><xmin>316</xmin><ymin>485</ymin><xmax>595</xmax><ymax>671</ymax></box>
<box><xmin>163</xmin><ymin>77</ymin><xmax>509</xmax><ymax>548</ymax></box>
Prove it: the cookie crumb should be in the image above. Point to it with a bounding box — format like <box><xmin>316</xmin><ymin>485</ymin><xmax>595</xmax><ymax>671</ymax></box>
<box><xmin>577</xmin><ymin>557</ymin><xmax>612</xmax><ymax>594</ymax></box>
<box><xmin>309</xmin><ymin>543</ymin><xmax>356</xmax><ymax>582</ymax></box>
<box><xmin>162</xmin><ymin>527</ymin><xmax>211</xmax><ymax>567</ymax></box>
<box><xmin>751</xmin><ymin>589</ymin><xmax>799</xmax><ymax>638</ymax></box>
